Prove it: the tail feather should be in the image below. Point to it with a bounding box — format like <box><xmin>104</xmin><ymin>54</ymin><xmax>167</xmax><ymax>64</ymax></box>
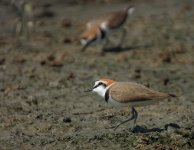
<box><xmin>126</xmin><ymin>5</ymin><xmax>135</xmax><ymax>15</ymax></box>
<box><xmin>151</xmin><ymin>91</ymin><xmax>177</xmax><ymax>99</ymax></box>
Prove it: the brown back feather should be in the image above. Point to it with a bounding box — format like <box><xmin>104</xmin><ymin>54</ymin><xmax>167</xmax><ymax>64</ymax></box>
<box><xmin>109</xmin><ymin>82</ymin><xmax>171</xmax><ymax>103</ymax></box>
<box><xmin>106</xmin><ymin>11</ymin><xmax>128</xmax><ymax>29</ymax></box>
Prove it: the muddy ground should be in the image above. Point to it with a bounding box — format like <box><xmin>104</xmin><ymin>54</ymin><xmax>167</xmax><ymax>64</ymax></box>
<box><xmin>0</xmin><ymin>0</ymin><xmax>194</xmax><ymax>149</ymax></box>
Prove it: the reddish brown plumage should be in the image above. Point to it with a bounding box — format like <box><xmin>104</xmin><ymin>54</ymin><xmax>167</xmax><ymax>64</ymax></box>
<box><xmin>80</xmin><ymin>25</ymin><xmax>101</xmax><ymax>41</ymax></box>
<box><xmin>100</xmin><ymin>78</ymin><xmax>115</xmax><ymax>86</ymax></box>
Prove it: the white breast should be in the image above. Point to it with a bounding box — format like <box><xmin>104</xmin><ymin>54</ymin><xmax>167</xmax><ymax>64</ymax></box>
<box><xmin>108</xmin><ymin>96</ymin><xmax>129</xmax><ymax>107</ymax></box>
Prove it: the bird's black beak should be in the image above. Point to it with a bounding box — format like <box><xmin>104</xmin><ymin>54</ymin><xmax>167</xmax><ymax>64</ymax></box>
<box><xmin>80</xmin><ymin>40</ymin><xmax>91</xmax><ymax>52</ymax></box>
<box><xmin>80</xmin><ymin>38</ymin><xmax>96</xmax><ymax>52</ymax></box>
<box><xmin>84</xmin><ymin>88</ymin><xmax>93</xmax><ymax>92</ymax></box>
<box><xmin>80</xmin><ymin>43</ymin><xmax>89</xmax><ymax>52</ymax></box>
<box><xmin>84</xmin><ymin>84</ymin><xmax>98</xmax><ymax>92</ymax></box>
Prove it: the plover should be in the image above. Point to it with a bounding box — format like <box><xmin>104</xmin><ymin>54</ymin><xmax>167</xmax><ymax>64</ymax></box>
<box><xmin>85</xmin><ymin>79</ymin><xmax>176</xmax><ymax>130</ymax></box>
<box><xmin>80</xmin><ymin>5</ymin><xmax>135</xmax><ymax>52</ymax></box>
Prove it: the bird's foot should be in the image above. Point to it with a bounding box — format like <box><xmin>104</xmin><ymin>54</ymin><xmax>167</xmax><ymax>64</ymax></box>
<box><xmin>130</xmin><ymin>126</ymin><xmax>137</xmax><ymax>133</ymax></box>
<box><xmin>108</xmin><ymin>124</ymin><xmax>121</xmax><ymax>131</ymax></box>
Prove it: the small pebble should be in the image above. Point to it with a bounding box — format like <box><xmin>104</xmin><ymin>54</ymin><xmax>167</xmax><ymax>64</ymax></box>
<box><xmin>63</xmin><ymin>117</ymin><xmax>71</xmax><ymax>123</ymax></box>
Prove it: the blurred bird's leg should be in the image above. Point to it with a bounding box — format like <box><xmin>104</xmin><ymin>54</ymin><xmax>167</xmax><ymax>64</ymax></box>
<box><xmin>117</xmin><ymin>27</ymin><xmax>127</xmax><ymax>47</ymax></box>
<box><xmin>12</xmin><ymin>0</ymin><xmax>34</xmax><ymax>38</ymax></box>
<box><xmin>26</xmin><ymin>20</ymin><xmax>35</xmax><ymax>39</ymax></box>
<box><xmin>102</xmin><ymin>37</ymin><xmax>110</xmax><ymax>51</ymax></box>
<box><xmin>24</xmin><ymin>0</ymin><xmax>34</xmax><ymax>39</ymax></box>
<box><xmin>15</xmin><ymin>19</ymin><xmax>22</xmax><ymax>36</ymax></box>
<box><xmin>102</xmin><ymin>36</ymin><xmax>117</xmax><ymax>51</ymax></box>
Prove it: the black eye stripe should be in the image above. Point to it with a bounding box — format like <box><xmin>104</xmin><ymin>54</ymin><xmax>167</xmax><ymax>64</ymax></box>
<box><xmin>93</xmin><ymin>82</ymin><xmax>107</xmax><ymax>89</ymax></box>
<box><xmin>101</xmin><ymin>83</ymin><xmax>106</xmax><ymax>87</ymax></box>
<box><xmin>98</xmin><ymin>82</ymin><xmax>106</xmax><ymax>86</ymax></box>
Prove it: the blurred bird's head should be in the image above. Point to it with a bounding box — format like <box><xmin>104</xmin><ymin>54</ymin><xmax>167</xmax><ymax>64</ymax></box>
<box><xmin>80</xmin><ymin>26</ymin><xmax>106</xmax><ymax>52</ymax></box>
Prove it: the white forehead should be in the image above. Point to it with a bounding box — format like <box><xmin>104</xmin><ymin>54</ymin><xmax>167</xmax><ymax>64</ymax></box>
<box><xmin>94</xmin><ymin>81</ymin><xmax>100</xmax><ymax>86</ymax></box>
<box><xmin>94</xmin><ymin>80</ymin><xmax>107</xmax><ymax>86</ymax></box>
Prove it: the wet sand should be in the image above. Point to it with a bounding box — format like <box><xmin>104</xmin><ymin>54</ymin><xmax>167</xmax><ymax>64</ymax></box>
<box><xmin>0</xmin><ymin>0</ymin><xmax>194</xmax><ymax>149</ymax></box>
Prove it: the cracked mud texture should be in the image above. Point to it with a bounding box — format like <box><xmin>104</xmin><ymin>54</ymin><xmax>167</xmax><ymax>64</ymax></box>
<box><xmin>0</xmin><ymin>0</ymin><xmax>194</xmax><ymax>149</ymax></box>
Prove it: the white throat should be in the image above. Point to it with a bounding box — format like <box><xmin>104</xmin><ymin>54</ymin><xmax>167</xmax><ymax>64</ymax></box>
<box><xmin>93</xmin><ymin>83</ymin><xmax>114</xmax><ymax>98</ymax></box>
<box><xmin>93</xmin><ymin>85</ymin><xmax>106</xmax><ymax>98</ymax></box>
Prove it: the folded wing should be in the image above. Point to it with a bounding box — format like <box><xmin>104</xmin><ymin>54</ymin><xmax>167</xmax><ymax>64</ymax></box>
<box><xmin>109</xmin><ymin>82</ymin><xmax>171</xmax><ymax>103</ymax></box>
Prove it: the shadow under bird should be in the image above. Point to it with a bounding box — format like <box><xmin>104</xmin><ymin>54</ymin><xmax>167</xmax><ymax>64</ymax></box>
<box><xmin>80</xmin><ymin>5</ymin><xmax>135</xmax><ymax>52</ymax></box>
<box><xmin>85</xmin><ymin>79</ymin><xmax>176</xmax><ymax>130</ymax></box>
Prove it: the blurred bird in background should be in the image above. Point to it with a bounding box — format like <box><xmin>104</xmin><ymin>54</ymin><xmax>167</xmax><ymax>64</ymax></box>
<box><xmin>80</xmin><ymin>5</ymin><xmax>135</xmax><ymax>52</ymax></box>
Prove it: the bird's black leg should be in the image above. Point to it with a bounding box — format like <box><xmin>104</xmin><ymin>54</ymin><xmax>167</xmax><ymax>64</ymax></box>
<box><xmin>131</xmin><ymin>107</ymin><xmax>138</xmax><ymax>131</ymax></box>
<box><xmin>110</xmin><ymin>106</ymin><xmax>138</xmax><ymax>130</ymax></box>
<box><xmin>102</xmin><ymin>36</ymin><xmax>111</xmax><ymax>51</ymax></box>
<box><xmin>117</xmin><ymin>27</ymin><xmax>127</xmax><ymax>47</ymax></box>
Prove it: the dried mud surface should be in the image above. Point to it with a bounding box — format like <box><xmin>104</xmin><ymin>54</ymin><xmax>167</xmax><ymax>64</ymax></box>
<box><xmin>0</xmin><ymin>0</ymin><xmax>194</xmax><ymax>149</ymax></box>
